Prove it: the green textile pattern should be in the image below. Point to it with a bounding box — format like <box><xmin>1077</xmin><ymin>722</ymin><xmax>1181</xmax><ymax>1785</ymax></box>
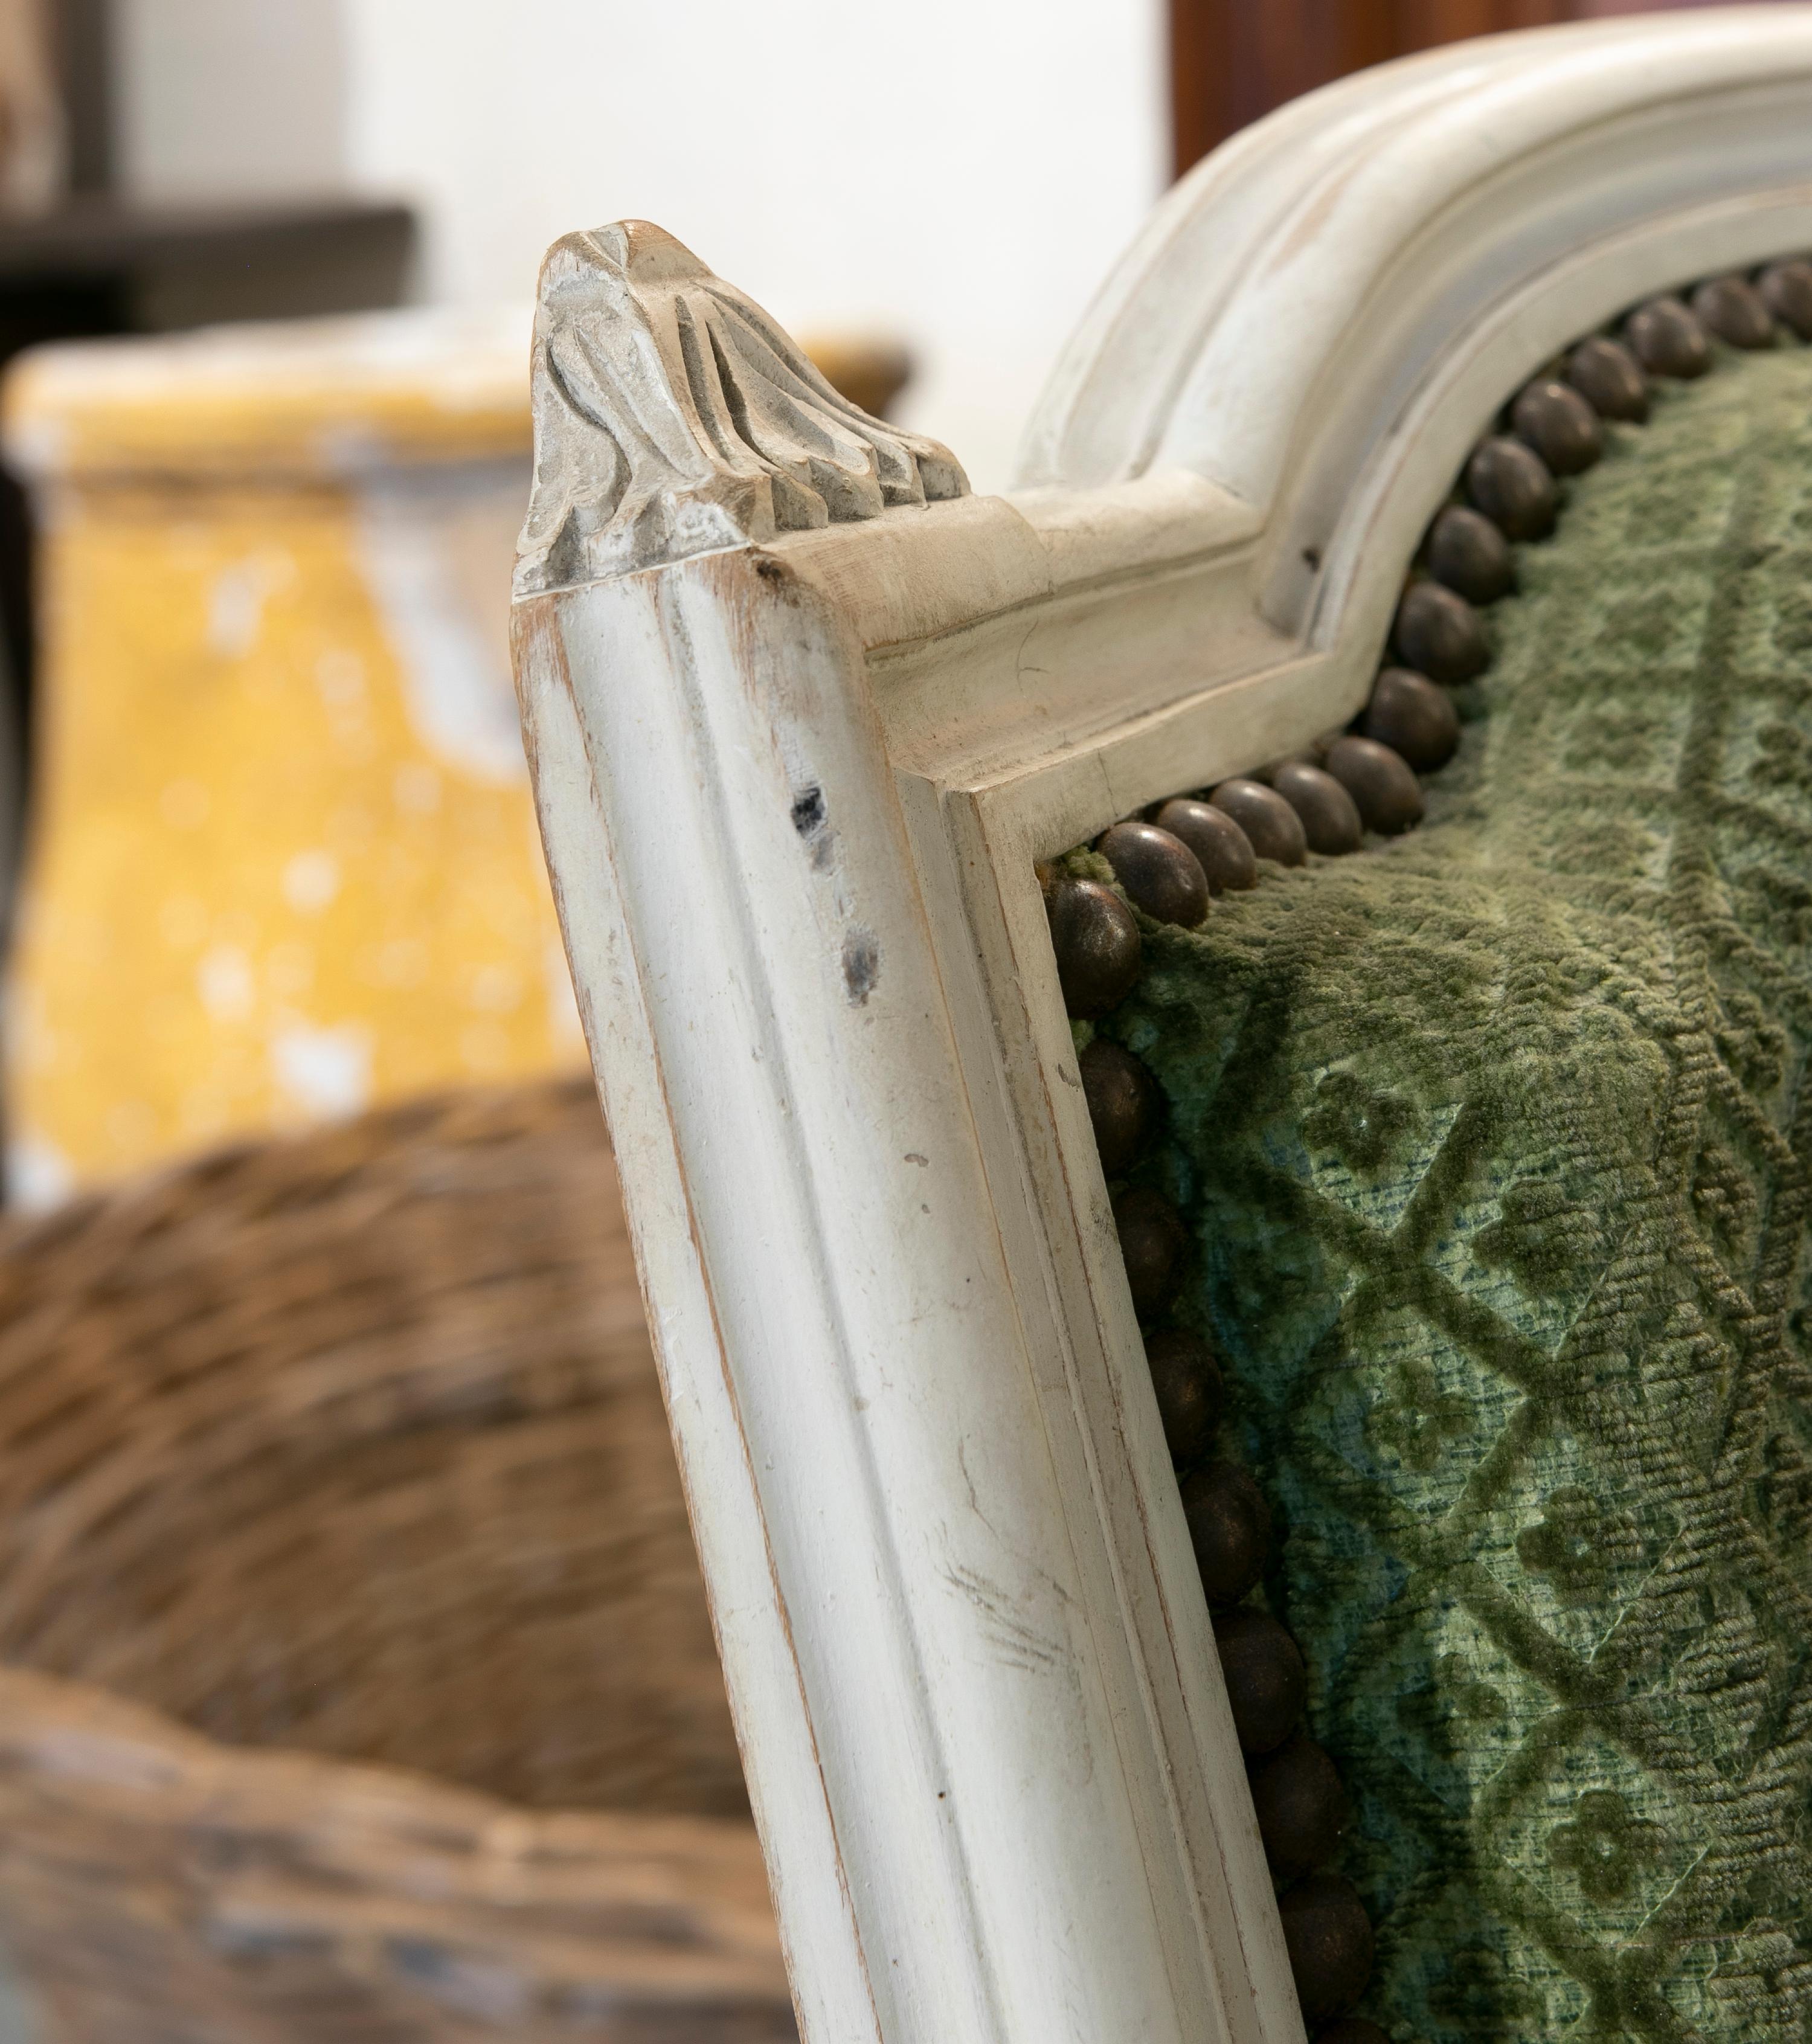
<box><xmin>1086</xmin><ymin>342</ymin><xmax>1812</xmax><ymax>2040</ymax></box>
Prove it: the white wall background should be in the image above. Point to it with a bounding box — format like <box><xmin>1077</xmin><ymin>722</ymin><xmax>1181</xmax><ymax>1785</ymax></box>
<box><xmin>114</xmin><ymin>0</ymin><xmax>349</xmax><ymax>201</ymax></box>
<box><xmin>113</xmin><ymin>0</ymin><xmax>1170</xmax><ymax>493</ymax></box>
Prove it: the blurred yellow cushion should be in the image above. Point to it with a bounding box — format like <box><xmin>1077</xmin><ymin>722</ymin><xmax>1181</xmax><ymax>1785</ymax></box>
<box><xmin>2</xmin><ymin>307</ymin><xmax>587</xmax><ymax>1201</ymax></box>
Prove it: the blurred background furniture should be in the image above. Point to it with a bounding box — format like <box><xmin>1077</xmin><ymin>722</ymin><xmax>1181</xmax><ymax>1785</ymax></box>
<box><xmin>0</xmin><ymin>1078</ymin><xmax>791</xmax><ymax>2042</ymax></box>
<box><xmin>0</xmin><ymin>1</ymin><xmax>414</xmax><ymax>739</ymax></box>
<box><xmin>0</xmin><ymin>306</ymin><xmax>590</xmax><ymax>1198</ymax></box>
<box><xmin>0</xmin><ymin>2</ymin><xmax>416</xmax><ymax>992</ymax></box>
<box><xmin>0</xmin><ymin>291</ymin><xmax>929</xmax><ymax>1202</ymax></box>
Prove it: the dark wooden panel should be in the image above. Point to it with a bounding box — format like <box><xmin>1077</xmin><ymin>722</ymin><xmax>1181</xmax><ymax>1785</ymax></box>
<box><xmin>54</xmin><ymin>0</ymin><xmax>115</xmax><ymax>194</ymax></box>
<box><xmin>0</xmin><ymin>194</ymin><xmax>413</xmax><ymax>286</ymax></box>
<box><xmin>1399</xmin><ymin>0</ymin><xmax>1570</xmax><ymax>36</ymax></box>
<box><xmin>1171</xmin><ymin>0</ymin><xmax>1573</xmax><ymax>177</ymax></box>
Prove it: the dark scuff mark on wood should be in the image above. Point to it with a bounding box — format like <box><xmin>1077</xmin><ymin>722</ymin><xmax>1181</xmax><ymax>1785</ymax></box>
<box><xmin>842</xmin><ymin>929</ymin><xmax>880</xmax><ymax>1004</ymax></box>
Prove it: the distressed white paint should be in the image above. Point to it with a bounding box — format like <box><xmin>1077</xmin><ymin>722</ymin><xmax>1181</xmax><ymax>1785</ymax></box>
<box><xmin>355</xmin><ymin>468</ymin><xmax>529</xmax><ymax>784</ymax></box>
<box><xmin>1</xmin><ymin>306</ymin><xmax>533</xmax><ymax>478</ymax></box>
<box><xmin>4</xmin><ymin>1134</ymin><xmax>71</xmax><ymax>1215</ymax></box>
<box><xmin>517</xmin><ymin>222</ymin><xmax>965</xmax><ymax>593</ymax></box>
<box><xmin>269</xmin><ymin>1019</ymin><xmax>374</xmax><ymax>1122</ymax></box>
<box><xmin>513</xmin><ymin>16</ymin><xmax>1812</xmax><ymax>2044</ymax></box>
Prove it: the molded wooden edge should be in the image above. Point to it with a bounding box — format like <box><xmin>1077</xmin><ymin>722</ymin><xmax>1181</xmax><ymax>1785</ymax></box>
<box><xmin>513</xmin><ymin>590</ymin><xmax>869</xmax><ymax>2044</ymax></box>
<box><xmin>1021</xmin><ymin>8</ymin><xmax>1812</xmax><ymax>492</ymax></box>
<box><xmin>751</xmin><ymin>173</ymin><xmax>1812</xmax><ymax>811</ymax></box>
<box><xmin>514</xmin><ymin>556</ymin><xmax>1304</xmax><ymax>2044</ymax></box>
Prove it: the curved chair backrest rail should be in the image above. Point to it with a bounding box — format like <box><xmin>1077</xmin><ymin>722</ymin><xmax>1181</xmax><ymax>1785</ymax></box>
<box><xmin>510</xmin><ymin>15</ymin><xmax>1812</xmax><ymax>2044</ymax></box>
<box><xmin>1024</xmin><ymin>9</ymin><xmax>1812</xmax><ymax>499</ymax></box>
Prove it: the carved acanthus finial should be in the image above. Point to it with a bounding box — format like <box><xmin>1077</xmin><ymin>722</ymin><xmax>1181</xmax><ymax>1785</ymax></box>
<box><xmin>515</xmin><ymin>221</ymin><xmax>969</xmax><ymax>594</ymax></box>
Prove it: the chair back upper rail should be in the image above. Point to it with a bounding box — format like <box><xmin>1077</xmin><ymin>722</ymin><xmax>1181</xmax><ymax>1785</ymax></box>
<box><xmin>1023</xmin><ymin>8</ymin><xmax>1812</xmax><ymax>496</ymax></box>
<box><xmin>512</xmin><ymin>16</ymin><xmax>1812</xmax><ymax>2044</ymax></box>
<box><xmin>765</xmin><ymin>14</ymin><xmax>1812</xmax><ymax>840</ymax></box>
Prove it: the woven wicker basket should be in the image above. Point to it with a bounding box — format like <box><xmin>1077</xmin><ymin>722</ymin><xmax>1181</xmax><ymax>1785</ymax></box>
<box><xmin>0</xmin><ymin>1079</ymin><xmax>794</xmax><ymax>2042</ymax></box>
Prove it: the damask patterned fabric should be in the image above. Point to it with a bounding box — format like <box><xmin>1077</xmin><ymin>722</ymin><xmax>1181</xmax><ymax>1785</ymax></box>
<box><xmin>1088</xmin><ymin>344</ymin><xmax>1812</xmax><ymax>2039</ymax></box>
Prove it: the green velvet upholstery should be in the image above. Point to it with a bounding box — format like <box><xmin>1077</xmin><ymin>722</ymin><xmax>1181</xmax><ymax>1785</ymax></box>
<box><xmin>1081</xmin><ymin>342</ymin><xmax>1812</xmax><ymax>2040</ymax></box>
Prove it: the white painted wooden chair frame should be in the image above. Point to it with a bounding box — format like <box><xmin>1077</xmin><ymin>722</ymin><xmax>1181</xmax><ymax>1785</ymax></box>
<box><xmin>510</xmin><ymin>15</ymin><xmax>1812</xmax><ymax>2042</ymax></box>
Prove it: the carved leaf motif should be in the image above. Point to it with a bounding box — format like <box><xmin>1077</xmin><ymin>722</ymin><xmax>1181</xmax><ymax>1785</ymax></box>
<box><xmin>515</xmin><ymin>220</ymin><xmax>968</xmax><ymax>594</ymax></box>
